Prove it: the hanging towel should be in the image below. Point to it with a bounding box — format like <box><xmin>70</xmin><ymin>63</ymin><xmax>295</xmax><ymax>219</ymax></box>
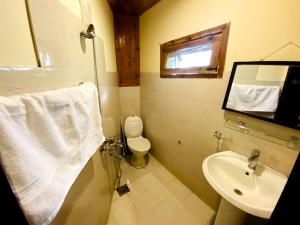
<box><xmin>0</xmin><ymin>82</ymin><xmax>105</xmax><ymax>225</ymax></box>
<box><xmin>227</xmin><ymin>83</ymin><xmax>281</xmax><ymax>112</ymax></box>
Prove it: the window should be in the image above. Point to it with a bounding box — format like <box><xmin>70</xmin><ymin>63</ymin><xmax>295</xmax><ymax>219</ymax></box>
<box><xmin>160</xmin><ymin>23</ymin><xmax>230</xmax><ymax>78</ymax></box>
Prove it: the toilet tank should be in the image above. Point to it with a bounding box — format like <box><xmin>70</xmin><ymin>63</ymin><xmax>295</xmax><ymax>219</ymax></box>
<box><xmin>124</xmin><ymin>116</ymin><xmax>143</xmax><ymax>138</ymax></box>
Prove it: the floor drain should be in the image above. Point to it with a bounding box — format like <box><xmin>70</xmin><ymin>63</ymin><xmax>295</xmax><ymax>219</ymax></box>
<box><xmin>116</xmin><ymin>184</ymin><xmax>130</xmax><ymax>196</ymax></box>
<box><xmin>234</xmin><ymin>188</ymin><xmax>243</xmax><ymax>196</ymax></box>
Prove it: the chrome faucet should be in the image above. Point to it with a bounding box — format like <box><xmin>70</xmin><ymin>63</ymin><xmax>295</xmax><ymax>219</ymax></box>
<box><xmin>248</xmin><ymin>149</ymin><xmax>260</xmax><ymax>170</ymax></box>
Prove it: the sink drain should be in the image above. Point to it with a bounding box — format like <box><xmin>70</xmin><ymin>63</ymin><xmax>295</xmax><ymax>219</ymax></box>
<box><xmin>234</xmin><ymin>188</ymin><xmax>243</xmax><ymax>196</ymax></box>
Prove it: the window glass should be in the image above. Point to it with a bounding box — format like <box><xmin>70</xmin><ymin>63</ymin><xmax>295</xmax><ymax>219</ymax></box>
<box><xmin>166</xmin><ymin>43</ymin><xmax>213</xmax><ymax>69</ymax></box>
<box><xmin>160</xmin><ymin>23</ymin><xmax>230</xmax><ymax>78</ymax></box>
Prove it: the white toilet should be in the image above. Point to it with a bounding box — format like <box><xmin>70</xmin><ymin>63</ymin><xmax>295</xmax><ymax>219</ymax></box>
<box><xmin>124</xmin><ymin>116</ymin><xmax>151</xmax><ymax>168</ymax></box>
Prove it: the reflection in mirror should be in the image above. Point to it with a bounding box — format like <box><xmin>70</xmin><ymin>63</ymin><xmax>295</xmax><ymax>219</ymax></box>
<box><xmin>223</xmin><ymin>61</ymin><xmax>300</xmax><ymax>130</ymax></box>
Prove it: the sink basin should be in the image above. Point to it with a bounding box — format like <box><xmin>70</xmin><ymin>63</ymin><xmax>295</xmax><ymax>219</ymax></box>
<box><xmin>202</xmin><ymin>151</ymin><xmax>287</xmax><ymax>219</ymax></box>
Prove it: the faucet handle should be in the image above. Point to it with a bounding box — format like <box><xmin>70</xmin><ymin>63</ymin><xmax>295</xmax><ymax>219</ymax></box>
<box><xmin>248</xmin><ymin>149</ymin><xmax>260</xmax><ymax>170</ymax></box>
<box><xmin>248</xmin><ymin>149</ymin><xmax>260</xmax><ymax>161</ymax></box>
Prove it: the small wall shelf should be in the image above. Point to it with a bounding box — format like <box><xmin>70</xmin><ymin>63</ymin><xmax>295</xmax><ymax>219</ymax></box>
<box><xmin>225</xmin><ymin>120</ymin><xmax>300</xmax><ymax>151</ymax></box>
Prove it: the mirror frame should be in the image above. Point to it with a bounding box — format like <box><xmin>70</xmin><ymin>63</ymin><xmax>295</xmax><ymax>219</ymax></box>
<box><xmin>222</xmin><ymin>61</ymin><xmax>300</xmax><ymax>131</ymax></box>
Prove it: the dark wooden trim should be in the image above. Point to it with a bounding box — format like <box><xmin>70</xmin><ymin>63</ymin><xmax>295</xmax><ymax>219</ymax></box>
<box><xmin>137</xmin><ymin>0</ymin><xmax>161</xmax><ymax>15</ymax></box>
<box><xmin>113</xmin><ymin>14</ymin><xmax>140</xmax><ymax>87</ymax></box>
<box><xmin>162</xmin><ymin>67</ymin><xmax>219</xmax><ymax>75</ymax></box>
<box><xmin>108</xmin><ymin>0</ymin><xmax>161</xmax><ymax>16</ymax></box>
<box><xmin>217</xmin><ymin>22</ymin><xmax>230</xmax><ymax>78</ymax></box>
<box><xmin>160</xmin><ymin>23</ymin><xmax>230</xmax><ymax>79</ymax></box>
<box><xmin>161</xmin><ymin>23</ymin><xmax>228</xmax><ymax>48</ymax></box>
<box><xmin>162</xmin><ymin>34</ymin><xmax>222</xmax><ymax>53</ymax></box>
<box><xmin>119</xmin><ymin>81</ymin><xmax>140</xmax><ymax>87</ymax></box>
<box><xmin>222</xmin><ymin>61</ymin><xmax>300</xmax><ymax>131</ymax></box>
<box><xmin>161</xmin><ymin>74</ymin><xmax>219</xmax><ymax>79</ymax></box>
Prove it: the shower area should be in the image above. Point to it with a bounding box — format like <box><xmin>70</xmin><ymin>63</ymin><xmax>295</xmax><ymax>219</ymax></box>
<box><xmin>0</xmin><ymin>0</ymin><xmax>122</xmax><ymax>224</ymax></box>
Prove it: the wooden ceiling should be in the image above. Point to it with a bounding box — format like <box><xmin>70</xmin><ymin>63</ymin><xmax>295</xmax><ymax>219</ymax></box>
<box><xmin>107</xmin><ymin>0</ymin><xmax>161</xmax><ymax>15</ymax></box>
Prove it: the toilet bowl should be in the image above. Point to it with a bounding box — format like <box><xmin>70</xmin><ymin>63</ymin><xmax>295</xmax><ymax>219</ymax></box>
<box><xmin>124</xmin><ymin>116</ymin><xmax>151</xmax><ymax>168</ymax></box>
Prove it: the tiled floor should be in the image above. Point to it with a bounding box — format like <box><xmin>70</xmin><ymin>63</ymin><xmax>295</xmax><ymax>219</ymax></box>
<box><xmin>107</xmin><ymin>154</ymin><xmax>215</xmax><ymax>225</ymax></box>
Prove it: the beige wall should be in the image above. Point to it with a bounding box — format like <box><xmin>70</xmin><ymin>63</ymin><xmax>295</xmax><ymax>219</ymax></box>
<box><xmin>0</xmin><ymin>0</ymin><xmax>119</xmax><ymax>224</ymax></box>
<box><xmin>140</xmin><ymin>0</ymin><xmax>300</xmax><ymax>210</ymax></box>
<box><xmin>119</xmin><ymin>86</ymin><xmax>141</xmax><ymax>120</ymax></box>
<box><xmin>0</xmin><ymin>0</ymin><xmax>37</xmax><ymax>66</ymax></box>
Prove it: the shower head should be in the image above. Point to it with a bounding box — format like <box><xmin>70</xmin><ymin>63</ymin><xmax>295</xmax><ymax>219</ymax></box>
<box><xmin>81</xmin><ymin>24</ymin><xmax>95</xmax><ymax>39</ymax></box>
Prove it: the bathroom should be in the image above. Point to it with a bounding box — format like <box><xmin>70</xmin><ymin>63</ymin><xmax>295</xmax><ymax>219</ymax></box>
<box><xmin>0</xmin><ymin>0</ymin><xmax>300</xmax><ymax>225</ymax></box>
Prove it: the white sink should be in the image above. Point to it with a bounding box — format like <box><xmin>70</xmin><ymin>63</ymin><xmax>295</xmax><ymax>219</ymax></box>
<box><xmin>202</xmin><ymin>151</ymin><xmax>287</xmax><ymax>219</ymax></box>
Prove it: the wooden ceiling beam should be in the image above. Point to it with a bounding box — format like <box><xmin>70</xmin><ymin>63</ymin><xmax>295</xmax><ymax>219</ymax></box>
<box><xmin>107</xmin><ymin>0</ymin><xmax>161</xmax><ymax>16</ymax></box>
<box><xmin>136</xmin><ymin>0</ymin><xmax>160</xmax><ymax>15</ymax></box>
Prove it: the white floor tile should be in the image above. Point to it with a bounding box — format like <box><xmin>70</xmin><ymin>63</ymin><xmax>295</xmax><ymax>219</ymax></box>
<box><xmin>139</xmin><ymin>172</ymin><xmax>160</xmax><ymax>190</ymax></box>
<box><xmin>148</xmin><ymin>182</ymin><xmax>172</xmax><ymax>204</ymax></box>
<box><xmin>130</xmin><ymin>167</ymin><xmax>150</xmax><ymax>181</ymax></box>
<box><xmin>111</xmin><ymin>193</ymin><xmax>131</xmax><ymax>210</ymax></box>
<box><xmin>128</xmin><ymin>179</ymin><xmax>147</xmax><ymax>198</ymax></box>
<box><xmin>146</xmin><ymin>155</ymin><xmax>161</xmax><ymax>170</ymax></box>
<box><xmin>182</xmin><ymin>193</ymin><xmax>215</xmax><ymax>224</ymax></box>
<box><xmin>165</xmin><ymin>177</ymin><xmax>192</xmax><ymax>201</ymax></box>
<box><xmin>120</xmin><ymin>165</ymin><xmax>138</xmax><ymax>183</ymax></box>
<box><xmin>151</xmin><ymin>165</ymin><xmax>175</xmax><ymax>184</ymax></box>
<box><xmin>130</xmin><ymin>191</ymin><xmax>157</xmax><ymax>216</ymax></box>
<box><xmin>173</xmin><ymin>209</ymin><xmax>199</xmax><ymax>225</ymax></box>
<box><xmin>108</xmin><ymin>154</ymin><xmax>215</xmax><ymax>225</ymax></box>
<box><xmin>159</xmin><ymin>196</ymin><xmax>186</xmax><ymax>222</ymax></box>
<box><xmin>112</xmin><ymin>203</ymin><xmax>141</xmax><ymax>225</ymax></box>
<box><xmin>142</xmin><ymin>205</ymin><xmax>173</xmax><ymax>225</ymax></box>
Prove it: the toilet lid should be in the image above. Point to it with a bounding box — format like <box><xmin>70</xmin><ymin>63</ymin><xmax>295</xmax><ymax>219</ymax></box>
<box><xmin>127</xmin><ymin>136</ymin><xmax>151</xmax><ymax>152</ymax></box>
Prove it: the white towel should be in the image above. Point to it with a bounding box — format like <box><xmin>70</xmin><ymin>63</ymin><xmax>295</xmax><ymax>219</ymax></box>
<box><xmin>227</xmin><ymin>84</ymin><xmax>281</xmax><ymax>112</ymax></box>
<box><xmin>0</xmin><ymin>82</ymin><xmax>105</xmax><ymax>225</ymax></box>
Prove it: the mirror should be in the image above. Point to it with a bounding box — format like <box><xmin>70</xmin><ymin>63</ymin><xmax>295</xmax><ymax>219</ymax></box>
<box><xmin>223</xmin><ymin>61</ymin><xmax>300</xmax><ymax>130</ymax></box>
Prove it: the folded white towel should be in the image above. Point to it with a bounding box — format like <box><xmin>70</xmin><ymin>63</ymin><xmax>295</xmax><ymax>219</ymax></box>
<box><xmin>227</xmin><ymin>84</ymin><xmax>281</xmax><ymax>112</ymax></box>
<box><xmin>0</xmin><ymin>82</ymin><xmax>105</xmax><ymax>225</ymax></box>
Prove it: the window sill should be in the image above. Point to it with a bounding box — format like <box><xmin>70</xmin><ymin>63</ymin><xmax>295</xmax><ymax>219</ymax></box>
<box><xmin>160</xmin><ymin>72</ymin><xmax>221</xmax><ymax>79</ymax></box>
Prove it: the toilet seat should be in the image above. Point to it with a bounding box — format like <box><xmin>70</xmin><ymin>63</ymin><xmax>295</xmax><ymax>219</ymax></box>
<box><xmin>127</xmin><ymin>136</ymin><xmax>151</xmax><ymax>152</ymax></box>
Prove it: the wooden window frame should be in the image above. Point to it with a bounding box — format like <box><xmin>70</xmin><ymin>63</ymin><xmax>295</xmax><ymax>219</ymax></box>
<box><xmin>160</xmin><ymin>23</ymin><xmax>230</xmax><ymax>78</ymax></box>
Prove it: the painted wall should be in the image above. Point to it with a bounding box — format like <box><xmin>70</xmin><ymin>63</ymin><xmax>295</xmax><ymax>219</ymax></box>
<box><xmin>0</xmin><ymin>0</ymin><xmax>119</xmax><ymax>224</ymax></box>
<box><xmin>140</xmin><ymin>0</ymin><xmax>300</xmax><ymax>210</ymax></box>
<box><xmin>119</xmin><ymin>86</ymin><xmax>141</xmax><ymax>120</ymax></box>
<box><xmin>0</xmin><ymin>0</ymin><xmax>37</xmax><ymax>66</ymax></box>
